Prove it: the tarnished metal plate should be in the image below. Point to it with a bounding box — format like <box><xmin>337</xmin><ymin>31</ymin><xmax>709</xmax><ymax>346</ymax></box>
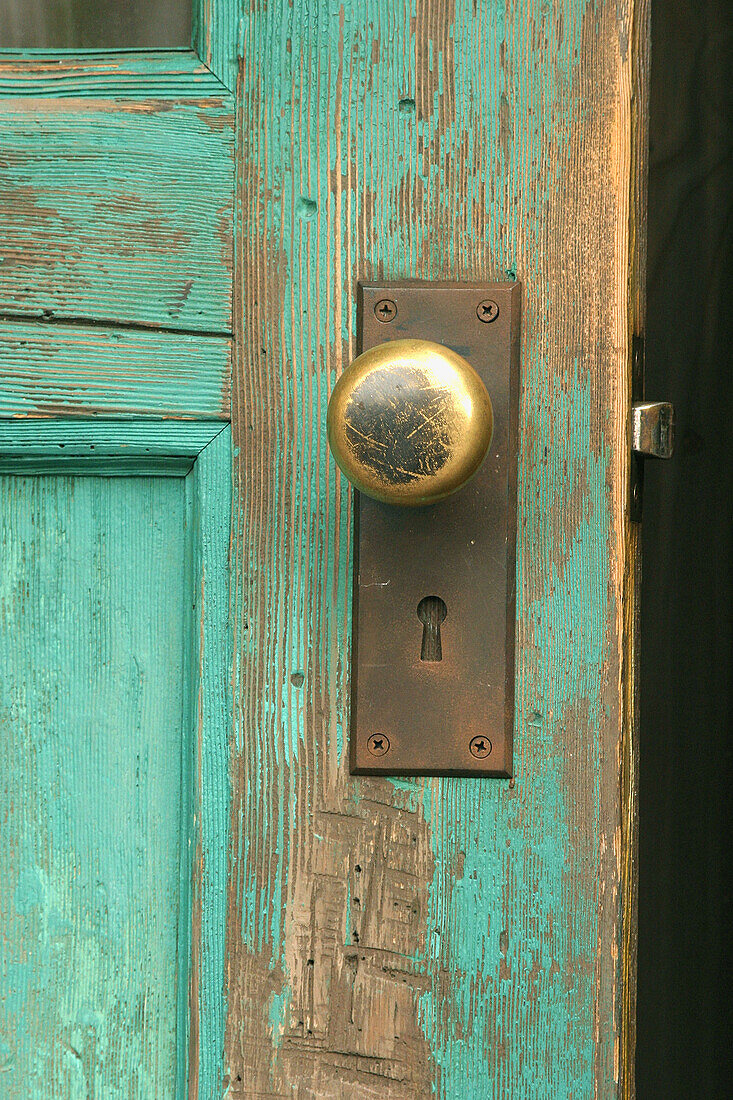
<box><xmin>350</xmin><ymin>281</ymin><xmax>521</xmax><ymax>776</ymax></box>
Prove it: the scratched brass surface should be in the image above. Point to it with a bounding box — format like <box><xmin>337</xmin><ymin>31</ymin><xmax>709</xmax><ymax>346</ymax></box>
<box><xmin>327</xmin><ymin>338</ymin><xmax>494</xmax><ymax>506</ymax></box>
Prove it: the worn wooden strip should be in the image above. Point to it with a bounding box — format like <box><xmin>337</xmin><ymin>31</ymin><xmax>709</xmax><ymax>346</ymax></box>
<box><xmin>0</xmin><ymin>418</ymin><xmax>225</xmax><ymax>458</ymax></box>
<box><xmin>0</xmin><ymin>93</ymin><xmax>234</xmax><ymax>332</ymax></box>
<box><xmin>0</xmin><ymin>456</ymin><xmax>195</xmax><ymax>476</ymax></box>
<box><xmin>193</xmin><ymin>2</ymin><xmax>240</xmax><ymax>92</ymax></box>
<box><xmin>0</xmin><ymin>473</ymin><xmax>189</xmax><ymax>1097</ymax></box>
<box><xmin>0</xmin><ymin>50</ymin><xmax>226</xmax><ymax>98</ymax></box>
<box><xmin>226</xmin><ymin>0</ymin><xmax>644</xmax><ymax>1096</ymax></box>
<box><xmin>622</xmin><ymin>3</ymin><xmax>650</xmax><ymax>1096</ymax></box>
<box><xmin>0</xmin><ymin>321</ymin><xmax>231</xmax><ymax>419</ymax></box>
<box><xmin>187</xmin><ymin>427</ymin><xmax>232</xmax><ymax>1098</ymax></box>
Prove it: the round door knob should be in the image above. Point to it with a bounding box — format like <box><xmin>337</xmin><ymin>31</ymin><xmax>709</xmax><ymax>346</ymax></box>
<box><xmin>327</xmin><ymin>338</ymin><xmax>493</xmax><ymax>506</ymax></box>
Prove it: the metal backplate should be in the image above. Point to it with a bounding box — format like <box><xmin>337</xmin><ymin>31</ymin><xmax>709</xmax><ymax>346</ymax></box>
<box><xmin>351</xmin><ymin>281</ymin><xmax>521</xmax><ymax>776</ymax></box>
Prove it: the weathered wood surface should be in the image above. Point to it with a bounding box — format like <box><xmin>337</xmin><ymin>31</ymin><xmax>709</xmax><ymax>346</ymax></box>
<box><xmin>0</xmin><ymin>10</ymin><xmax>238</xmax><ymax>1100</ymax></box>
<box><xmin>0</xmin><ymin>51</ymin><xmax>223</xmax><ymax>98</ymax></box>
<box><xmin>0</xmin><ymin>68</ymin><xmax>234</xmax><ymax>332</ymax></box>
<box><xmin>193</xmin><ymin>2</ymin><xmax>239</xmax><ymax>90</ymax></box>
<box><xmin>226</xmin><ymin>0</ymin><xmax>646</xmax><ymax>1097</ymax></box>
<box><xmin>187</xmin><ymin>427</ymin><xmax>233</xmax><ymax>1099</ymax></box>
<box><xmin>0</xmin><ymin>0</ymin><xmax>647</xmax><ymax>1092</ymax></box>
<box><xmin>0</xmin><ymin>473</ymin><xmax>189</xmax><ymax>1097</ymax></box>
<box><xmin>0</xmin><ymin>320</ymin><xmax>231</xmax><ymax>419</ymax></box>
<box><xmin>0</xmin><ymin>428</ymin><xmax>232</xmax><ymax>1098</ymax></box>
<box><xmin>0</xmin><ymin>419</ymin><xmax>226</xmax><ymax>458</ymax></box>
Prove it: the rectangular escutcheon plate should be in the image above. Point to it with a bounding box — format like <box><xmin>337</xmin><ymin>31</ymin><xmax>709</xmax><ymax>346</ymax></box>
<box><xmin>350</xmin><ymin>281</ymin><xmax>521</xmax><ymax>776</ymax></box>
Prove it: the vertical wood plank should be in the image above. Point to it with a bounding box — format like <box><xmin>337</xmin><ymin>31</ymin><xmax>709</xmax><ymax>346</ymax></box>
<box><xmin>621</xmin><ymin>3</ymin><xmax>650</xmax><ymax>1096</ymax></box>
<box><xmin>226</xmin><ymin>0</ymin><xmax>646</xmax><ymax>1096</ymax></box>
<box><xmin>193</xmin><ymin>0</ymin><xmax>240</xmax><ymax>90</ymax></box>
<box><xmin>0</xmin><ymin>475</ymin><xmax>189</xmax><ymax>1097</ymax></box>
<box><xmin>188</xmin><ymin>428</ymin><xmax>233</xmax><ymax>1099</ymax></box>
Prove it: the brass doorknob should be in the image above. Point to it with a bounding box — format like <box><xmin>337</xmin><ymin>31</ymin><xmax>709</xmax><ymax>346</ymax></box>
<box><xmin>327</xmin><ymin>339</ymin><xmax>493</xmax><ymax>506</ymax></box>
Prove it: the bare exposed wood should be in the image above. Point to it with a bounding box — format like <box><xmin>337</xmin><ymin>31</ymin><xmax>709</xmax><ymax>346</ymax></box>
<box><xmin>621</xmin><ymin>2</ymin><xmax>650</xmax><ymax>1096</ymax></box>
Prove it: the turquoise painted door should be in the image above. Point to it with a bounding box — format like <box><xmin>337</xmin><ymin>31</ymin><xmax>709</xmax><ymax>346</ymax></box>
<box><xmin>1</xmin><ymin>475</ymin><xmax>189</xmax><ymax>1092</ymax></box>
<box><xmin>0</xmin><ymin>426</ymin><xmax>232</xmax><ymax>1100</ymax></box>
<box><xmin>0</xmin><ymin>9</ymin><xmax>236</xmax><ymax>1097</ymax></box>
<box><xmin>1</xmin><ymin>2</ymin><xmax>647</xmax><ymax>1097</ymax></box>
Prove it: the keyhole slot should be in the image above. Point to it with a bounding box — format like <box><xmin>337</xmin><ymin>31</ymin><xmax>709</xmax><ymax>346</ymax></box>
<box><xmin>417</xmin><ymin>596</ymin><xmax>447</xmax><ymax>662</ymax></box>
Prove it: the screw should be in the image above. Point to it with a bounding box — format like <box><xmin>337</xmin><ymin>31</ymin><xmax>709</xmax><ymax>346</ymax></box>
<box><xmin>469</xmin><ymin>735</ymin><xmax>492</xmax><ymax>759</ymax></box>
<box><xmin>367</xmin><ymin>734</ymin><xmax>391</xmax><ymax>757</ymax></box>
<box><xmin>476</xmin><ymin>299</ymin><xmax>499</xmax><ymax>323</ymax></box>
<box><xmin>374</xmin><ymin>298</ymin><xmax>397</xmax><ymax>323</ymax></box>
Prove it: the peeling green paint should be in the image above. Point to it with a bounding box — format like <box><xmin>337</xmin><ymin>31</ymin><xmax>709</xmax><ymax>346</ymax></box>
<box><xmin>0</xmin><ymin>70</ymin><xmax>234</xmax><ymax>333</ymax></box>
<box><xmin>267</xmin><ymin>985</ymin><xmax>290</xmax><ymax>1049</ymax></box>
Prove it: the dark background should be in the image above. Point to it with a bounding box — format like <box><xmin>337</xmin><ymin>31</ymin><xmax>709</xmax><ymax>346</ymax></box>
<box><xmin>638</xmin><ymin>0</ymin><xmax>732</xmax><ymax>1096</ymax></box>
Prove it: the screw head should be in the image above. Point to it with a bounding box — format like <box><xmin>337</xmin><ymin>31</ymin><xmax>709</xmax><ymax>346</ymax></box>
<box><xmin>367</xmin><ymin>733</ymin><xmax>391</xmax><ymax>757</ymax></box>
<box><xmin>469</xmin><ymin>735</ymin><xmax>492</xmax><ymax>759</ymax></box>
<box><xmin>476</xmin><ymin>299</ymin><xmax>499</xmax><ymax>323</ymax></box>
<box><xmin>374</xmin><ymin>298</ymin><xmax>397</xmax><ymax>323</ymax></box>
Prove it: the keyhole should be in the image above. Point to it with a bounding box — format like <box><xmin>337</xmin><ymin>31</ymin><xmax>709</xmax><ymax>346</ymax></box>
<box><xmin>417</xmin><ymin>596</ymin><xmax>447</xmax><ymax>662</ymax></box>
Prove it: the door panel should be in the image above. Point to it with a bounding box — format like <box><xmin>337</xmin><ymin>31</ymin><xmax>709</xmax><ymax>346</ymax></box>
<box><xmin>0</xmin><ymin>474</ymin><xmax>190</xmax><ymax>1097</ymax></box>
<box><xmin>0</xmin><ymin>54</ymin><xmax>234</xmax><ymax>332</ymax></box>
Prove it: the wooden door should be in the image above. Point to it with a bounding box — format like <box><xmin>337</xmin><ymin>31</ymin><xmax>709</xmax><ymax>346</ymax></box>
<box><xmin>0</xmin><ymin>1</ymin><xmax>647</xmax><ymax>1097</ymax></box>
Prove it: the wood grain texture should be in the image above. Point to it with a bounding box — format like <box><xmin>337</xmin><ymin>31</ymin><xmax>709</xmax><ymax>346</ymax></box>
<box><xmin>0</xmin><ymin>473</ymin><xmax>189</xmax><ymax>1097</ymax></box>
<box><xmin>0</xmin><ymin>78</ymin><xmax>234</xmax><ymax>333</ymax></box>
<box><xmin>186</xmin><ymin>427</ymin><xmax>233</xmax><ymax>1100</ymax></box>
<box><xmin>193</xmin><ymin>2</ymin><xmax>240</xmax><ymax>91</ymax></box>
<box><xmin>0</xmin><ymin>51</ymin><xmax>222</xmax><ymax>98</ymax></box>
<box><xmin>0</xmin><ymin>427</ymin><xmax>232</xmax><ymax>1097</ymax></box>
<box><xmin>0</xmin><ymin>6</ymin><xmax>238</xmax><ymax>1089</ymax></box>
<box><xmin>621</xmin><ymin>3</ymin><xmax>649</xmax><ymax>1096</ymax></box>
<box><xmin>0</xmin><ymin>419</ymin><xmax>226</xmax><ymax>460</ymax></box>
<box><xmin>0</xmin><ymin>320</ymin><xmax>231</xmax><ymax>420</ymax></box>
<box><xmin>226</xmin><ymin>0</ymin><xmax>646</xmax><ymax>1096</ymax></box>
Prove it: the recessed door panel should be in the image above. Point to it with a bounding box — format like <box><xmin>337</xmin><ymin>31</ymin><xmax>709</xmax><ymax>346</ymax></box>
<box><xmin>0</xmin><ymin>474</ymin><xmax>190</xmax><ymax>1097</ymax></box>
